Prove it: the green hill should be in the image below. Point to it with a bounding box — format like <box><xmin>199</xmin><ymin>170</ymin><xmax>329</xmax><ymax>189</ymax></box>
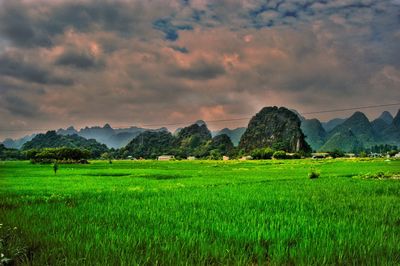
<box><xmin>209</xmin><ymin>134</ymin><xmax>234</xmax><ymax>156</ymax></box>
<box><xmin>320</xmin><ymin>130</ymin><xmax>363</xmax><ymax>153</ymax></box>
<box><xmin>239</xmin><ymin>106</ymin><xmax>311</xmax><ymax>153</ymax></box>
<box><xmin>301</xmin><ymin>119</ymin><xmax>327</xmax><ymax>151</ymax></box>
<box><xmin>328</xmin><ymin>112</ymin><xmax>375</xmax><ymax>147</ymax></box>
<box><xmin>214</xmin><ymin>127</ymin><xmax>246</xmax><ymax>146</ymax></box>
<box><xmin>22</xmin><ymin>131</ymin><xmax>108</xmax><ymax>158</ymax></box>
<box><xmin>123</xmin><ymin>130</ymin><xmax>175</xmax><ymax>159</ymax></box>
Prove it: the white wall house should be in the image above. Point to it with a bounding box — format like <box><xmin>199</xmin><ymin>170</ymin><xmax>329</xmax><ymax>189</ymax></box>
<box><xmin>158</xmin><ymin>155</ymin><xmax>175</xmax><ymax>161</ymax></box>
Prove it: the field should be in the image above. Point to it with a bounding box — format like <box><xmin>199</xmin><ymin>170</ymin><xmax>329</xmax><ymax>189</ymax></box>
<box><xmin>1</xmin><ymin>159</ymin><xmax>399</xmax><ymax>265</ymax></box>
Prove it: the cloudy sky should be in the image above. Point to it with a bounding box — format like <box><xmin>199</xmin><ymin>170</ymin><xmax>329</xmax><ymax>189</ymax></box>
<box><xmin>0</xmin><ymin>0</ymin><xmax>399</xmax><ymax>139</ymax></box>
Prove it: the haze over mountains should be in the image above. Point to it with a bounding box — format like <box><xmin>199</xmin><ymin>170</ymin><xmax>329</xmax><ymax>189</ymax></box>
<box><xmin>2</xmin><ymin>109</ymin><xmax>400</xmax><ymax>153</ymax></box>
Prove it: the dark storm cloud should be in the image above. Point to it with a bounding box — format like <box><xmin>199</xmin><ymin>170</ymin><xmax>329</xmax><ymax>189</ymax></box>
<box><xmin>55</xmin><ymin>49</ymin><xmax>105</xmax><ymax>69</ymax></box>
<box><xmin>0</xmin><ymin>0</ymin><xmax>399</xmax><ymax>140</ymax></box>
<box><xmin>3</xmin><ymin>95</ymin><xmax>40</xmax><ymax>118</ymax></box>
<box><xmin>0</xmin><ymin>1</ymin><xmax>52</xmax><ymax>47</ymax></box>
<box><xmin>0</xmin><ymin>0</ymin><xmax>174</xmax><ymax>48</ymax></box>
<box><xmin>169</xmin><ymin>60</ymin><xmax>226</xmax><ymax>80</ymax></box>
<box><xmin>0</xmin><ymin>51</ymin><xmax>72</xmax><ymax>85</ymax></box>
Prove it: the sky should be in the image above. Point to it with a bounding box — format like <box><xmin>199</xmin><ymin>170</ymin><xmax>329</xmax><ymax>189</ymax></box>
<box><xmin>0</xmin><ymin>0</ymin><xmax>399</xmax><ymax>139</ymax></box>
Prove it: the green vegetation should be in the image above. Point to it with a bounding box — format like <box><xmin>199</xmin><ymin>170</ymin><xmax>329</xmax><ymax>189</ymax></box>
<box><xmin>308</xmin><ymin>168</ymin><xmax>320</xmax><ymax>179</ymax></box>
<box><xmin>250</xmin><ymin>147</ymin><xmax>274</xmax><ymax>159</ymax></box>
<box><xmin>22</xmin><ymin>131</ymin><xmax>108</xmax><ymax>158</ymax></box>
<box><xmin>301</xmin><ymin>118</ymin><xmax>327</xmax><ymax>151</ymax></box>
<box><xmin>26</xmin><ymin>147</ymin><xmax>91</xmax><ymax>164</ymax></box>
<box><xmin>122</xmin><ymin>124</ymin><xmax>234</xmax><ymax>159</ymax></box>
<box><xmin>0</xmin><ymin>144</ymin><xmax>24</xmax><ymax>160</ymax></box>
<box><xmin>320</xmin><ymin>130</ymin><xmax>364</xmax><ymax>153</ymax></box>
<box><xmin>1</xmin><ymin>159</ymin><xmax>399</xmax><ymax>265</ymax></box>
<box><xmin>239</xmin><ymin>106</ymin><xmax>311</xmax><ymax>153</ymax></box>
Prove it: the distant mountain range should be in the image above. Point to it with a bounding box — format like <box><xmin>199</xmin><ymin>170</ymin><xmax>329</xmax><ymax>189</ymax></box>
<box><xmin>2</xmin><ymin>134</ymin><xmax>36</xmax><ymax>149</ymax></box>
<box><xmin>56</xmin><ymin>124</ymin><xmax>167</xmax><ymax>149</ymax></box>
<box><xmin>2</xmin><ymin>109</ymin><xmax>400</xmax><ymax>153</ymax></box>
<box><xmin>2</xmin><ymin>123</ymin><xmax>247</xmax><ymax>149</ymax></box>
<box><xmin>302</xmin><ymin>110</ymin><xmax>400</xmax><ymax>152</ymax></box>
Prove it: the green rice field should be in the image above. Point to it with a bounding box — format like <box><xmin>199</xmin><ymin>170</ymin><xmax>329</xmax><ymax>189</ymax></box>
<box><xmin>1</xmin><ymin>159</ymin><xmax>399</xmax><ymax>265</ymax></box>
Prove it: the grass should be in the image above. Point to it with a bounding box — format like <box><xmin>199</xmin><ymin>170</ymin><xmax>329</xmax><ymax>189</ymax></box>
<box><xmin>0</xmin><ymin>158</ymin><xmax>399</xmax><ymax>265</ymax></box>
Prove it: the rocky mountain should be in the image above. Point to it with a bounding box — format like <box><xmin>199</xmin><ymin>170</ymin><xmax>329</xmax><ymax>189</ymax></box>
<box><xmin>290</xmin><ymin>109</ymin><xmax>306</xmax><ymax>121</ymax></box>
<box><xmin>3</xmin><ymin>109</ymin><xmax>400</xmax><ymax>154</ymax></box>
<box><xmin>370</xmin><ymin>111</ymin><xmax>393</xmax><ymax>138</ymax></box>
<box><xmin>239</xmin><ymin>106</ymin><xmax>311</xmax><ymax>153</ymax></box>
<box><xmin>2</xmin><ymin>134</ymin><xmax>36</xmax><ymax>149</ymax></box>
<box><xmin>209</xmin><ymin>134</ymin><xmax>234</xmax><ymax>156</ymax></box>
<box><xmin>327</xmin><ymin>111</ymin><xmax>376</xmax><ymax>146</ymax></box>
<box><xmin>381</xmin><ymin>110</ymin><xmax>400</xmax><ymax>145</ymax></box>
<box><xmin>213</xmin><ymin>127</ymin><xmax>246</xmax><ymax>146</ymax></box>
<box><xmin>393</xmin><ymin>110</ymin><xmax>400</xmax><ymax>128</ymax></box>
<box><xmin>123</xmin><ymin>122</ymin><xmax>234</xmax><ymax>159</ymax></box>
<box><xmin>300</xmin><ymin>119</ymin><xmax>327</xmax><ymax>151</ymax></box>
<box><xmin>175</xmin><ymin>122</ymin><xmax>212</xmax><ymax>157</ymax></box>
<box><xmin>123</xmin><ymin>131</ymin><xmax>176</xmax><ymax>159</ymax></box>
<box><xmin>22</xmin><ymin>131</ymin><xmax>108</xmax><ymax>158</ymax></box>
<box><xmin>378</xmin><ymin>111</ymin><xmax>394</xmax><ymax>125</ymax></box>
<box><xmin>371</xmin><ymin>120</ymin><xmax>389</xmax><ymax>138</ymax></box>
<box><xmin>57</xmin><ymin>126</ymin><xmax>78</xmax><ymax>135</ymax></box>
<box><xmin>56</xmin><ymin>124</ymin><xmax>167</xmax><ymax>148</ymax></box>
<box><xmin>320</xmin><ymin>129</ymin><xmax>363</xmax><ymax>153</ymax></box>
<box><xmin>322</xmin><ymin>118</ymin><xmax>346</xmax><ymax>132</ymax></box>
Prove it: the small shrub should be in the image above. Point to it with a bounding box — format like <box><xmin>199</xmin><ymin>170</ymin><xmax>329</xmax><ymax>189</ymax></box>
<box><xmin>309</xmin><ymin>169</ymin><xmax>320</xmax><ymax>179</ymax></box>
<box><xmin>273</xmin><ymin>151</ymin><xmax>287</xmax><ymax>159</ymax></box>
<box><xmin>251</xmin><ymin>148</ymin><xmax>274</xmax><ymax>159</ymax></box>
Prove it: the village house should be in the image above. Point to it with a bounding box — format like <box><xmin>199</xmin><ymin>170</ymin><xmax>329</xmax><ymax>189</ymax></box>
<box><xmin>312</xmin><ymin>153</ymin><xmax>329</xmax><ymax>159</ymax></box>
<box><xmin>158</xmin><ymin>155</ymin><xmax>175</xmax><ymax>161</ymax></box>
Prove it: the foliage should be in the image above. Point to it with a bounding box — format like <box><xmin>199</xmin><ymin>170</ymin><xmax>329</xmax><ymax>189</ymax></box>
<box><xmin>328</xmin><ymin>149</ymin><xmax>345</xmax><ymax>158</ymax></box>
<box><xmin>327</xmin><ymin>111</ymin><xmax>376</xmax><ymax>147</ymax></box>
<box><xmin>122</xmin><ymin>130</ymin><xmax>176</xmax><ymax>159</ymax></box>
<box><xmin>175</xmin><ymin>124</ymin><xmax>212</xmax><ymax>158</ymax></box>
<box><xmin>273</xmin><ymin>150</ymin><xmax>287</xmax><ymax>159</ymax></box>
<box><xmin>320</xmin><ymin>130</ymin><xmax>364</xmax><ymax>153</ymax></box>
<box><xmin>22</xmin><ymin>131</ymin><xmax>108</xmax><ymax>158</ymax></box>
<box><xmin>301</xmin><ymin>119</ymin><xmax>327</xmax><ymax>151</ymax></box>
<box><xmin>209</xmin><ymin>134</ymin><xmax>234</xmax><ymax>156</ymax></box>
<box><xmin>250</xmin><ymin>148</ymin><xmax>274</xmax><ymax>159</ymax></box>
<box><xmin>208</xmin><ymin>149</ymin><xmax>222</xmax><ymax>160</ymax></box>
<box><xmin>239</xmin><ymin>106</ymin><xmax>311</xmax><ymax>153</ymax></box>
<box><xmin>308</xmin><ymin>169</ymin><xmax>320</xmax><ymax>179</ymax></box>
<box><xmin>122</xmin><ymin>124</ymin><xmax>235</xmax><ymax>159</ymax></box>
<box><xmin>0</xmin><ymin>159</ymin><xmax>399</xmax><ymax>265</ymax></box>
<box><xmin>0</xmin><ymin>144</ymin><xmax>24</xmax><ymax>160</ymax></box>
<box><xmin>26</xmin><ymin>147</ymin><xmax>90</xmax><ymax>164</ymax></box>
<box><xmin>359</xmin><ymin>151</ymin><xmax>368</xmax><ymax>158</ymax></box>
<box><xmin>365</xmin><ymin>144</ymin><xmax>398</xmax><ymax>154</ymax></box>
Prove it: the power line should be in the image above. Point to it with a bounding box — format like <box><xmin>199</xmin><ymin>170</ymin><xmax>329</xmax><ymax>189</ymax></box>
<box><xmin>141</xmin><ymin>102</ymin><xmax>400</xmax><ymax>127</ymax></box>
<box><xmin>141</xmin><ymin>117</ymin><xmax>250</xmax><ymax>127</ymax></box>
<box><xmin>1</xmin><ymin>102</ymin><xmax>399</xmax><ymax>133</ymax></box>
<box><xmin>301</xmin><ymin>103</ymin><xmax>400</xmax><ymax>115</ymax></box>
